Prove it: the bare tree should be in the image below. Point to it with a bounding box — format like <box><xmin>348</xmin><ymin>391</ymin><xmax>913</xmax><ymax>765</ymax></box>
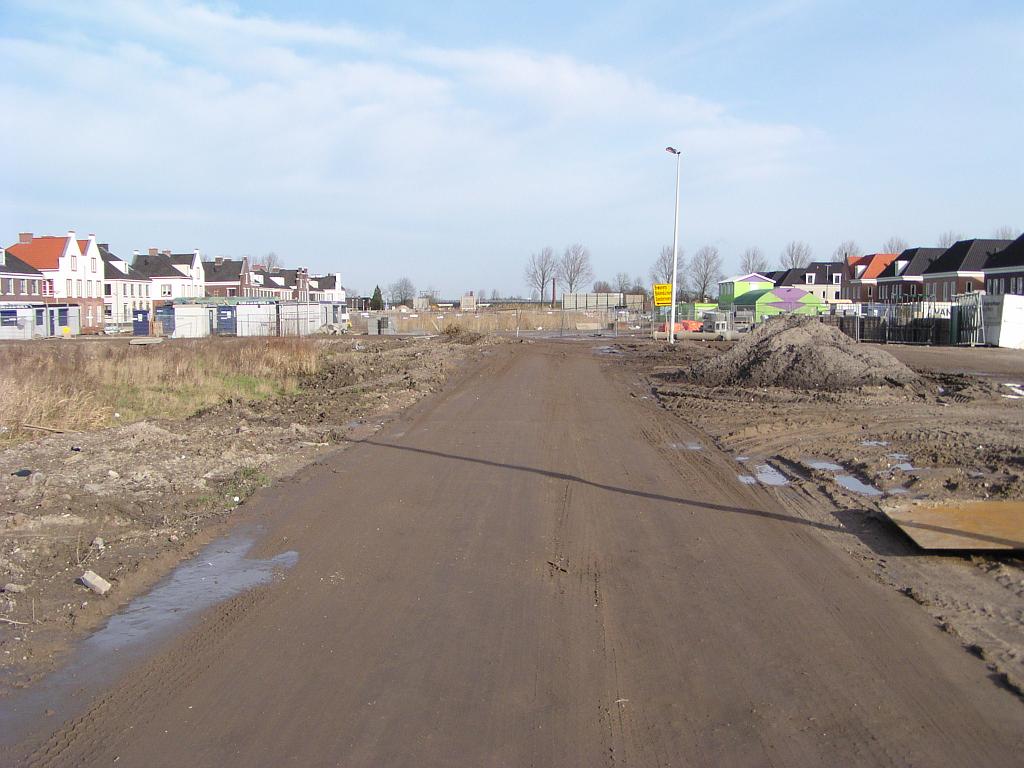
<box><xmin>388</xmin><ymin>277</ymin><xmax>416</xmax><ymax>306</ymax></box>
<box><xmin>254</xmin><ymin>251</ymin><xmax>282</xmax><ymax>271</ymax></box>
<box><xmin>832</xmin><ymin>240</ymin><xmax>860</xmax><ymax>261</ymax></box>
<box><xmin>593</xmin><ymin>280</ymin><xmax>613</xmax><ymax>293</ymax></box>
<box><xmin>779</xmin><ymin>241</ymin><xmax>812</xmax><ymax>269</ymax></box>
<box><xmin>739</xmin><ymin>246</ymin><xmax>769</xmax><ymax>275</ymax></box>
<box><xmin>630</xmin><ymin>276</ymin><xmax>648</xmax><ymax>297</ymax></box>
<box><xmin>650</xmin><ymin>245</ymin><xmax>686</xmax><ymax>286</ymax></box>
<box><xmin>993</xmin><ymin>225</ymin><xmax>1021</xmax><ymax>240</ymax></box>
<box><xmin>937</xmin><ymin>230</ymin><xmax>963</xmax><ymax>248</ymax></box>
<box><xmin>882</xmin><ymin>236</ymin><xmax>908</xmax><ymax>254</ymax></box>
<box><xmin>614</xmin><ymin>272</ymin><xmax>632</xmax><ymax>293</ymax></box>
<box><xmin>690</xmin><ymin>245</ymin><xmax>724</xmax><ymax>300</ymax></box>
<box><xmin>557</xmin><ymin>243</ymin><xmax>594</xmax><ymax>294</ymax></box>
<box><xmin>524</xmin><ymin>247</ymin><xmax>557</xmax><ymax>300</ymax></box>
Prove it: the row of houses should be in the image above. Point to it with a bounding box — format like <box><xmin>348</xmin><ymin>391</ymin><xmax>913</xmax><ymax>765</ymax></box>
<box><xmin>0</xmin><ymin>231</ymin><xmax>346</xmax><ymax>332</ymax></box>
<box><xmin>714</xmin><ymin>235</ymin><xmax>1024</xmax><ymax>314</ymax></box>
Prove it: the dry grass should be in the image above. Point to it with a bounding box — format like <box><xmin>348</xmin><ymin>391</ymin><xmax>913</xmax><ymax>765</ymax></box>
<box><xmin>0</xmin><ymin>338</ymin><xmax>322</xmax><ymax>442</ymax></box>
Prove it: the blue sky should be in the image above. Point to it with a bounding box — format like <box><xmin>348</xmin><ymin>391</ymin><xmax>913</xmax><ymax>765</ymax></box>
<box><xmin>2</xmin><ymin>1</ymin><xmax>1021</xmax><ymax>296</ymax></box>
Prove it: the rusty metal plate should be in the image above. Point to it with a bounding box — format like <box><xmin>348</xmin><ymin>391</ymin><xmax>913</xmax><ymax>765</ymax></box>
<box><xmin>883</xmin><ymin>500</ymin><xmax>1024</xmax><ymax>550</ymax></box>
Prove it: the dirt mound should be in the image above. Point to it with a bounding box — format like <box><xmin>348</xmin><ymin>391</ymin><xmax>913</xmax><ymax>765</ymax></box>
<box><xmin>684</xmin><ymin>316</ymin><xmax>919</xmax><ymax>390</ymax></box>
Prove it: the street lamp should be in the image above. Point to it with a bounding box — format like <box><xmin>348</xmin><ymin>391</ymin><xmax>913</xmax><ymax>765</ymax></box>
<box><xmin>665</xmin><ymin>146</ymin><xmax>682</xmax><ymax>344</ymax></box>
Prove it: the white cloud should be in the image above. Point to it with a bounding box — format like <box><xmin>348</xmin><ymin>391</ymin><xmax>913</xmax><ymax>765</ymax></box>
<box><xmin>1</xmin><ymin>0</ymin><xmax>811</xmax><ymax>293</ymax></box>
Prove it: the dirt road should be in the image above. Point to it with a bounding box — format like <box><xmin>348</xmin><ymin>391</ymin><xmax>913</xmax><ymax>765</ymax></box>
<box><xmin>13</xmin><ymin>341</ymin><xmax>1024</xmax><ymax>766</ymax></box>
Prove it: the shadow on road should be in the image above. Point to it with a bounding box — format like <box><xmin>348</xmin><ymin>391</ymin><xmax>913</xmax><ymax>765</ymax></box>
<box><xmin>344</xmin><ymin>437</ymin><xmax>848</xmax><ymax>536</ymax></box>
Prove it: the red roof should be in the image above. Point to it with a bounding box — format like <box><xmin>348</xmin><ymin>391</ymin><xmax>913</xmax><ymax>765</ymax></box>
<box><xmin>78</xmin><ymin>239</ymin><xmax>90</xmax><ymax>254</ymax></box>
<box><xmin>6</xmin><ymin>236</ymin><xmax>69</xmax><ymax>271</ymax></box>
<box><xmin>856</xmin><ymin>253</ymin><xmax>899</xmax><ymax>280</ymax></box>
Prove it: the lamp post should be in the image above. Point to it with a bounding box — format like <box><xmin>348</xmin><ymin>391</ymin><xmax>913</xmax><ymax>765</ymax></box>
<box><xmin>665</xmin><ymin>146</ymin><xmax>682</xmax><ymax>344</ymax></box>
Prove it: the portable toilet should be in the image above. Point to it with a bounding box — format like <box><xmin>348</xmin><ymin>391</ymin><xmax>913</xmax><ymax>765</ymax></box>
<box><xmin>132</xmin><ymin>309</ymin><xmax>150</xmax><ymax>336</ymax></box>
<box><xmin>155</xmin><ymin>305</ymin><xmax>175</xmax><ymax>336</ymax></box>
<box><xmin>215</xmin><ymin>305</ymin><xmax>237</xmax><ymax>336</ymax></box>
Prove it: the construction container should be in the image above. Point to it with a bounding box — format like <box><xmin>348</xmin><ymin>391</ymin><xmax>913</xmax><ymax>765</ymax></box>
<box><xmin>236</xmin><ymin>302</ymin><xmax>278</xmax><ymax>336</ymax></box>
<box><xmin>278</xmin><ymin>302</ymin><xmax>321</xmax><ymax>336</ymax></box>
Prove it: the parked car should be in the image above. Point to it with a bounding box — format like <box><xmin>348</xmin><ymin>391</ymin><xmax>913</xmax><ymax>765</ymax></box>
<box><xmin>104</xmin><ymin>323</ymin><xmax>126</xmax><ymax>334</ymax></box>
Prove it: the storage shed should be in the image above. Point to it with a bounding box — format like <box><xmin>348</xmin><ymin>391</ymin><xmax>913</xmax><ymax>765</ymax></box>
<box><xmin>733</xmin><ymin>287</ymin><xmax>824</xmax><ymax>321</ymax></box>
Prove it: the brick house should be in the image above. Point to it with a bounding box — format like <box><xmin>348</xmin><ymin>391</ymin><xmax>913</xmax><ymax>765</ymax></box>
<box><xmin>842</xmin><ymin>253</ymin><xmax>899</xmax><ymax>303</ymax></box>
<box><xmin>984</xmin><ymin>235</ymin><xmax>1024</xmax><ymax>296</ymax></box>
<box><xmin>0</xmin><ymin>246</ymin><xmax>46</xmax><ymax>302</ymax></box>
<box><xmin>875</xmin><ymin>248</ymin><xmax>946</xmax><ymax>302</ymax></box>
<box><xmin>921</xmin><ymin>239</ymin><xmax>1012</xmax><ymax>300</ymax></box>
<box><xmin>202</xmin><ymin>257</ymin><xmax>253</xmax><ymax>297</ymax></box>
<box><xmin>5</xmin><ymin>231</ymin><xmax>106</xmax><ymax>331</ymax></box>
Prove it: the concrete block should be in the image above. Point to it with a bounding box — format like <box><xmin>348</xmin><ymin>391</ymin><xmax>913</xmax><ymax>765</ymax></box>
<box><xmin>80</xmin><ymin>570</ymin><xmax>112</xmax><ymax>595</ymax></box>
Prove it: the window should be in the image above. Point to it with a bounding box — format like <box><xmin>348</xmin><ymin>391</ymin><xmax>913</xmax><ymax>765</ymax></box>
<box><xmin>144</xmin><ymin>284</ymin><xmax>150</xmax><ymax>297</ymax></box>
<box><xmin>805</xmin><ymin>273</ymin><xmax>815</xmax><ymax>285</ymax></box>
<box><xmin>130</xmin><ymin>283</ymin><xmax>135</xmax><ymax>297</ymax></box>
<box><xmin>104</xmin><ymin>282</ymin><xmax>112</xmax><ymax>296</ymax></box>
<box><xmin>67</xmin><ymin>278</ymin><xmax>73</xmax><ymax>297</ymax></box>
<box><xmin>832</xmin><ymin>273</ymin><xmax>841</xmax><ymax>285</ymax></box>
<box><xmin>91</xmin><ymin>258</ymin><xmax>97</xmax><ymax>273</ymax></box>
<box><xmin>86</xmin><ymin>280</ymin><xmax>92</xmax><ymax>297</ymax></box>
<box><xmin>161</xmin><ymin>284</ymin><xmax>172</xmax><ymax>297</ymax></box>
<box><xmin>868</xmin><ymin>285</ymin><xmax>873</xmax><ymax>299</ymax></box>
<box><xmin>71</xmin><ymin>255</ymin><xmax>77</xmax><ymax>270</ymax></box>
<box><xmin>834</xmin><ymin>290</ymin><xmax>840</xmax><ymax>300</ymax></box>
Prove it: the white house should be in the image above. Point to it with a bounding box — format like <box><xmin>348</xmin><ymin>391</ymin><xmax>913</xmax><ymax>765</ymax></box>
<box><xmin>131</xmin><ymin>248</ymin><xmax>206</xmax><ymax>304</ymax></box>
<box><xmin>101</xmin><ymin>245</ymin><xmax>153</xmax><ymax>324</ymax></box>
<box><xmin>310</xmin><ymin>273</ymin><xmax>346</xmax><ymax>303</ymax></box>
<box><xmin>5</xmin><ymin>231</ymin><xmax>106</xmax><ymax>331</ymax></box>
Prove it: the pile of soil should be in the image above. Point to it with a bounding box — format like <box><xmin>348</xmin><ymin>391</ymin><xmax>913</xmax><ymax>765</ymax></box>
<box><xmin>684</xmin><ymin>316</ymin><xmax>919</xmax><ymax>390</ymax></box>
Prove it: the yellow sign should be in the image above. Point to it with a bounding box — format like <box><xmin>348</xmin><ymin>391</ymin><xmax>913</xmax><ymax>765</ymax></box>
<box><xmin>652</xmin><ymin>283</ymin><xmax>673</xmax><ymax>307</ymax></box>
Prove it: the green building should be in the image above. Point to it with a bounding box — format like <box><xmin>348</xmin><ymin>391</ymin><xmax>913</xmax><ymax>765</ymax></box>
<box><xmin>717</xmin><ymin>273</ymin><xmax>775</xmax><ymax>308</ymax></box>
<box><xmin>733</xmin><ymin>286</ymin><xmax>824</xmax><ymax>320</ymax></box>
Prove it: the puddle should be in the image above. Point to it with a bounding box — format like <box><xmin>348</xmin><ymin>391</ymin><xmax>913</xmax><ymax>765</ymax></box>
<box><xmin>836</xmin><ymin>475</ymin><xmax>883</xmax><ymax>496</ymax></box>
<box><xmin>737</xmin><ymin>474</ymin><xmax>757</xmax><ymax>485</ymax></box>
<box><xmin>593</xmin><ymin>346</ymin><xmax>620</xmax><ymax>355</ymax></box>
<box><xmin>888</xmin><ymin>452</ymin><xmax>910</xmax><ymax>461</ymax></box>
<box><xmin>893</xmin><ymin>462</ymin><xmax>915</xmax><ymax>472</ymax></box>
<box><xmin>668</xmin><ymin>441</ymin><xmax>704</xmax><ymax>451</ymax></box>
<box><xmin>805</xmin><ymin>458</ymin><xmax>843</xmax><ymax>471</ymax></box>
<box><xmin>1002</xmin><ymin>383</ymin><xmax>1024</xmax><ymax>398</ymax></box>
<box><xmin>754</xmin><ymin>464</ymin><xmax>790</xmax><ymax>487</ymax></box>
<box><xmin>860</xmin><ymin>440</ymin><xmax>889</xmax><ymax>447</ymax></box>
<box><xmin>0</xmin><ymin>525</ymin><xmax>297</xmax><ymax>747</ymax></box>
<box><xmin>736</xmin><ymin>455</ymin><xmax>749</xmax><ymax>462</ymax></box>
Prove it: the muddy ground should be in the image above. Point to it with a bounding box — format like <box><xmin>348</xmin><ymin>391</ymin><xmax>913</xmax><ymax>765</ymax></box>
<box><xmin>0</xmin><ymin>334</ymin><xmax>493</xmax><ymax>691</ymax></box>
<box><xmin>611</xmin><ymin>337</ymin><xmax>1024</xmax><ymax>694</ymax></box>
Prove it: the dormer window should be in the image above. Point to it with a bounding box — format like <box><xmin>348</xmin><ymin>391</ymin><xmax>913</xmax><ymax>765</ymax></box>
<box><xmin>832</xmin><ymin>273</ymin><xmax>841</xmax><ymax>284</ymax></box>
<box><xmin>805</xmin><ymin>273</ymin><xmax>815</xmax><ymax>285</ymax></box>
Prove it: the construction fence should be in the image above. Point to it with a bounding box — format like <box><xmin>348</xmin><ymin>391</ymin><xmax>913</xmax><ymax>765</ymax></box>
<box><xmin>352</xmin><ymin>308</ymin><xmax>654</xmax><ymax>337</ymax></box>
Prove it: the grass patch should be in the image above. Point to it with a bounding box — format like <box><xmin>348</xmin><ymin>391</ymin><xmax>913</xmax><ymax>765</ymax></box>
<box><xmin>0</xmin><ymin>337</ymin><xmax>322</xmax><ymax>442</ymax></box>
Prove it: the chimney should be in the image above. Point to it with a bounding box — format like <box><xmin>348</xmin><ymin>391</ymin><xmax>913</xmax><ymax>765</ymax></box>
<box><xmin>19</xmin><ymin>232</ymin><xmax>33</xmax><ymax>244</ymax></box>
<box><xmin>67</xmin><ymin>230</ymin><xmax>76</xmax><ymax>240</ymax></box>
<box><xmin>148</xmin><ymin>247</ymin><xmax>159</xmax><ymax>256</ymax></box>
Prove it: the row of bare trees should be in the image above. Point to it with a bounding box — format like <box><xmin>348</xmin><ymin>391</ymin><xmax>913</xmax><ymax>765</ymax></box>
<box><xmin>524</xmin><ymin>243</ymin><xmax>595</xmax><ymax>299</ymax></box>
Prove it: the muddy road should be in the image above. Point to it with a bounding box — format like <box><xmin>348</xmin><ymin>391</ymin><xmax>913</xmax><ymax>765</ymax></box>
<box><xmin>10</xmin><ymin>341</ymin><xmax>1024</xmax><ymax>766</ymax></box>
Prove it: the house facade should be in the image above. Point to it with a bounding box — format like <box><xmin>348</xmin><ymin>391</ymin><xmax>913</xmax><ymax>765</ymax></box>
<box><xmin>922</xmin><ymin>239</ymin><xmax>1012</xmax><ymax>300</ymax></box>
<box><xmin>101</xmin><ymin>245</ymin><xmax>152</xmax><ymax>324</ymax></box>
<box><xmin>775</xmin><ymin>262</ymin><xmax>844</xmax><ymax>303</ymax></box>
<box><xmin>875</xmin><ymin>248</ymin><xmax>946</xmax><ymax>302</ymax></box>
<box><xmin>842</xmin><ymin>253</ymin><xmax>899</xmax><ymax>303</ymax></box>
<box><xmin>203</xmin><ymin>257</ymin><xmax>253</xmax><ymax>297</ymax></box>
<box><xmin>132</xmin><ymin>248</ymin><xmax>206</xmax><ymax>305</ymax></box>
<box><xmin>5</xmin><ymin>231</ymin><xmax>106</xmax><ymax>331</ymax></box>
<box><xmin>0</xmin><ymin>247</ymin><xmax>46</xmax><ymax>303</ymax></box>
<box><xmin>310</xmin><ymin>273</ymin><xmax>346</xmax><ymax>303</ymax></box>
<box><xmin>984</xmin><ymin>235</ymin><xmax>1024</xmax><ymax>296</ymax></box>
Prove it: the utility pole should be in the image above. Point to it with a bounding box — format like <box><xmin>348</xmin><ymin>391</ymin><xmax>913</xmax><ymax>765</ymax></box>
<box><xmin>665</xmin><ymin>146</ymin><xmax>682</xmax><ymax>344</ymax></box>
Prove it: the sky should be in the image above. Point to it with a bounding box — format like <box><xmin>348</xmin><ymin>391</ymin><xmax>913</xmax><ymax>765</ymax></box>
<box><xmin>2</xmin><ymin>0</ymin><xmax>1022</xmax><ymax>297</ymax></box>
